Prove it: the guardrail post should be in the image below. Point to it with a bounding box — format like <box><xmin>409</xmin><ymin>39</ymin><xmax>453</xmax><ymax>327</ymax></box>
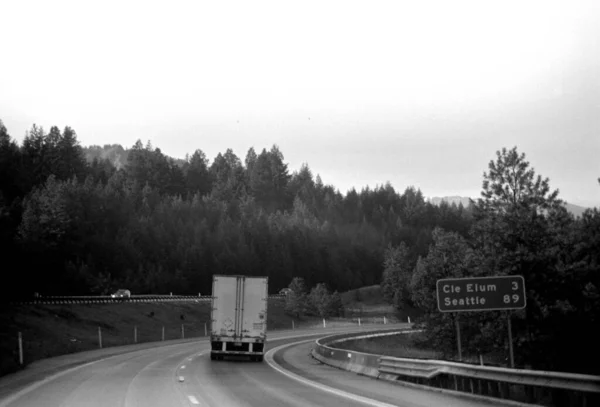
<box><xmin>408</xmin><ymin>316</ymin><xmax>411</xmax><ymax>324</ymax></box>
<box><xmin>205</xmin><ymin>322</ymin><xmax>208</xmax><ymax>336</ymax></box>
<box><xmin>134</xmin><ymin>326</ymin><xmax>137</xmax><ymax>343</ymax></box>
<box><xmin>181</xmin><ymin>324</ymin><xmax>184</xmax><ymax>339</ymax></box>
<box><xmin>98</xmin><ymin>327</ymin><xmax>102</xmax><ymax>349</ymax></box>
<box><xmin>502</xmin><ymin>382</ymin><xmax>510</xmax><ymax>399</ymax></box>
<box><xmin>18</xmin><ymin>332</ymin><xmax>23</xmax><ymax>365</ymax></box>
<box><xmin>292</xmin><ymin>320</ymin><xmax>295</xmax><ymax>330</ymax></box>
<box><xmin>358</xmin><ymin>317</ymin><xmax>361</xmax><ymax>326</ymax></box>
<box><xmin>162</xmin><ymin>326</ymin><xmax>165</xmax><ymax>341</ymax></box>
<box><xmin>488</xmin><ymin>380</ymin><xmax>496</xmax><ymax>397</ymax></box>
<box><xmin>384</xmin><ymin>316</ymin><xmax>387</xmax><ymax>324</ymax></box>
<box><xmin>323</xmin><ymin>318</ymin><xmax>326</xmax><ymax>328</ymax></box>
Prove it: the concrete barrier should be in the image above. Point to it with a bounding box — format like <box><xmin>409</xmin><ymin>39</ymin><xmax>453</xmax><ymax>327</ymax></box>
<box><xmin>311</xmin><ymin>328</ymin><xmax>410</xmax><ymax>379</ymax></box>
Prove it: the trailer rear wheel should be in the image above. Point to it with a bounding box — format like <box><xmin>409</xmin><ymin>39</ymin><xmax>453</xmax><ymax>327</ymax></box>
<box><xmin>256</xmin><ymin>355</ymin><xmax>263</xmax><ymax>362</ymax></box>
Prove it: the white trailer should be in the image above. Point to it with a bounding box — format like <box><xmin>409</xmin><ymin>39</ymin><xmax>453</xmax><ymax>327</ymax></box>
<box><xmin>210</xmin><ymin>275</ymin><xmax>268</xmax><ymax>361</ymax></box>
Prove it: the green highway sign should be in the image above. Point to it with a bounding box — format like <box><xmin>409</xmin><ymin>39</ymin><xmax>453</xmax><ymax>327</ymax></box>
<box><xmin>436</xmin><ymin>275</ymin><xmax>526</xmax><ymax>312</ymax></box>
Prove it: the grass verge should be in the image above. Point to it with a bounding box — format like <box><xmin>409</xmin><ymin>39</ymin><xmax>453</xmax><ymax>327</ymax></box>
<box><xmin>0</xmin><ymin>298</ymin><xmax>309</xmax><ymax>378</ymax></box>
<box><xmin>341</xmin><ymin>285</ymin><xmax>424</xmax><ymax>323</ymax></box>
<box><xmin>334</xmin><ymin>332</ymin><xmax>510</xmax><ymax>367</ymax></box>
<box><xmin>334</xmin><ymin>332</ymin><xmax>441</xmax><ymax>359</ymax></box>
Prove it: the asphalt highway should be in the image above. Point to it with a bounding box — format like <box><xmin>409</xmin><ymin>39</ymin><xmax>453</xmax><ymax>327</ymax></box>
<box><xmin>0</xmin><ymin>327</ymin><xmax>509</xmax><ymax>407</ymax></box>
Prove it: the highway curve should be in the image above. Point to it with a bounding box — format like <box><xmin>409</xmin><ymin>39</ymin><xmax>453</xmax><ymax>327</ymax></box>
<box><xmin>0</xmin><ymin>327</ymin><xmax>508</xmax><ymax>407</ymax></box>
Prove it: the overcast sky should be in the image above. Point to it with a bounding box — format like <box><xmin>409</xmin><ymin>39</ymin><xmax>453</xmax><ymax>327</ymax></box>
<box><xmin>1</xmin><ymin>0</ymin><xmax>599</xmax><ymax>207</ymax></box>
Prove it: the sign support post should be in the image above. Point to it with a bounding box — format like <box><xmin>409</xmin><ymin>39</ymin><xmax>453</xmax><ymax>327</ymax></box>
<box><xmin>507</xmin><ymin>312</ymin><xmax>514</xmax><ymax>368</ymax></box>
<box><xmin>18</xmin><ymin>332</ymin><xmax>23</xmax><ymax>365</ymax></box>
<box><xmin>455</xmin><ymin>314</ymin><xmax>462</xmax><ymax>361</ymax></box>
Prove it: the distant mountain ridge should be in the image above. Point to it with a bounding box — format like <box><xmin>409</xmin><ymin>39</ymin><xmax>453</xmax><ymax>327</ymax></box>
<box><xmin>428</xmin><ymin>196</ymin><xmax>473</xmax><ymax>208</ymax></box>
<box><xmin>428</xmin><ymin>196</ymin><xmax>590</xmax><ymax>218</ymax></box>
<box><xmin>83</xmin><ymin>144</ymin><xmax>187</xmax><ymax>169</ymax></box>
<box><xmin>84</xmin><ymin>144</ymin><xmax>129</xmax><ymax>170</ymax></box>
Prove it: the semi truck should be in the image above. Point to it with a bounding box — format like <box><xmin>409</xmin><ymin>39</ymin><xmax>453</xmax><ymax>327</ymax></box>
<box><xmin>210</xmin><ymin>275</ymin><xmax>268</xmax><ymax>362</ymax></box>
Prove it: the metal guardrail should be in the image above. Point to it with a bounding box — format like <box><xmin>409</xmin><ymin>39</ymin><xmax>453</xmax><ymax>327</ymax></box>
<box><xmin>378</xmin><ymin>357</ymin><xmax>600</xmax><ymax>394</ymax></box>
<box><xmin>312</xmin><ymin>330</ymin><xmax>600</xmax><ymax>407</ymax></box>
<box><xmin>9</xmin><ymin>294</ymin><xmax>287</xmax><ymax>306</ymax></box>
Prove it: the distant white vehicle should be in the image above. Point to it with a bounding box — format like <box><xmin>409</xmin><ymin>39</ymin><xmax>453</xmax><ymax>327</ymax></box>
<box><xmin>111</xmin><ymin>289</ymin><xmax>131</xmax><ymax>298</ymax></box>
<box><xmin>279</xmin><ymin>288</ymin><xmax>292</xmax><ymax>296</ymax></box>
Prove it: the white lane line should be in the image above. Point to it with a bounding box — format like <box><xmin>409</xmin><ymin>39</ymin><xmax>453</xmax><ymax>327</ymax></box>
<box><xmin>181</xmin><ymin>365</ymin><xmax>186</xmax><ymax>369</ymax></box>
<box><xmin>187</xmin><ymin>395</ymin><xmax>200</xmax><ymax>404</ymax></box>
<box><xmin>265</xmin><ymin>340</ymin><xmax>397</xmax><ymax>407</ymax></box>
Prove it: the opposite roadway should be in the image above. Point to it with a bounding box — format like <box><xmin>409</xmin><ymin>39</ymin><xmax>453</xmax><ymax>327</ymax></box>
<box><xmin>0</xmin><ymin>327</ymin><xmax>509</xmax><ymax>407</ymax></box>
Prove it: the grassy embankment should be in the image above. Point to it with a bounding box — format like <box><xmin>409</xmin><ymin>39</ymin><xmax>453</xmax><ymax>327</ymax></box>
<box><xmin>0</xmin><ymin>286</ymin><xmax>401</xmax><ymax>378</ymax></box>
<box><xmin>338</xmin><ymin>285</ymin><xmax>442</xmax><ymax>359</ymax></box>
<box><xmin>340</xmin><ymin>284</ymin><xmax>423</xmax><ymax>323</ymax></box>
<box><xmin>337</xmin><ymin>286</ymin><xmax>508</xmax><ymax>366</ymax></box>
<box><xmin>0</xmin><ymin>299</ymin><xmax>294</xmax><ymax>377</ymax></box>
<box><xmin>334</xmin><ymin>332</ymin><xmax>440</xmax><ymax>359</ymax></box>
<box><xmin>335</xmin><ymin>332</ymin><xmax>508</xmax><ymax>367</ymax></box>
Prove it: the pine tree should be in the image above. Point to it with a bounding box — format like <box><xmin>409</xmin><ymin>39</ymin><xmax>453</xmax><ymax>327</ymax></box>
<box><xmin>248</xmin><ymin>149</ymin><xmax>273</xmax><ymax>206</ymax></box>
<box><xmin>380</xmin><ymin>242</ymin><xmax>412</xmax><ymax>309</ymax></box>
<box><xmin>285</xmin><ymin>277</ymin><xmax>308</xmax><ymax>318</ymax></box>
<box><xmin>184</xmin><ymin>149</ymin><xmax>212</xmax><ymax>197</ymax></box>
<box><xmin>57</xmin><ymin>126</ymin><xmax>87</xmax><ymax>180</ymax></box>
<box><xmin>0</xmin><ymin>120</ymin><xmax>23</xmax><ymax>201</ymax></box>
<box><xmin>309</xmin><ymin>283</ymin><xmax>331</xmax><ymax>318</ymax></box>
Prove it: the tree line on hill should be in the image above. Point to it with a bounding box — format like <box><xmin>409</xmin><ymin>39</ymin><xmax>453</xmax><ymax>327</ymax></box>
<box><xmin>0</xmin><ymin>119</ymin><xmax>472</xmax><ymax>300</ymax></box>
